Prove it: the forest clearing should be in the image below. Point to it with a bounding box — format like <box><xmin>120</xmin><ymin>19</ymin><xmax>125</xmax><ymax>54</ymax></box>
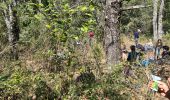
<box><xmin>0</xmin><ymin>0</ymin><xmax>170</xmax><ymax>100</ymax></box>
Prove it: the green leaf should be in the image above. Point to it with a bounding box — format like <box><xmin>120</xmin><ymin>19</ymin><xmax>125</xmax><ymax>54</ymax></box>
<box><xmin>89</xmin><ymin>5</ymin><xmax>95</xmax><ymax>11</ymax></box>
<box><xmin>74</xmin><ymin>36</ymin><xmax>79</xmax><ymax>40</ymax></box>
<box><xmin>85</xmin><ymin>13</ymin><xmax>93</xmax><ymax>17</ymax></box>
<box><xmin>63</xmin><ymin>3</ymin><xmax>69</xmax><ymax>9</ymax></box>
<box><xmin>45</xmin><ymin>24</ymin><xmax>51</xmax><ymax>29</ymax></box>
<box><xmin>81</xmin><ymin>25</ymin><xmax>88</xmax><ymax>32</ymax></box>
<box><xmin>69</xmin><ymin>9</ymin><xmax>76</xmax><ymax>14</ymax></box>
<box><xmin>47</xmin><ymin>50</ymin><xmax>53</xmax><ymax>56</ymax></box>
<box><xmin>0</xmin><ymin>3</ymin><xmax>7</xmax><ymax>10</ymax></box>
<box><xmin>38</xmin><ymin>3</ymin><xmax>44</xmax><ymax>7</ymax></box>
<box><xmin>80</xmin><ymin>6</ymin><xmax>87</xmax><ymax>11</ymax></box>
<box><xmin>34</xmin><ymin>13</ymin><xmax>44</xmax><ymax>20</ymax></box>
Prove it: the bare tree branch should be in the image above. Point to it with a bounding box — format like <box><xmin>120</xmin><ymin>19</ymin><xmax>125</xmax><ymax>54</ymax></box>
<box><xmin>121</xmin><ymin>5</ymin><xmax>151</xmax><ymax>11</ymax></box>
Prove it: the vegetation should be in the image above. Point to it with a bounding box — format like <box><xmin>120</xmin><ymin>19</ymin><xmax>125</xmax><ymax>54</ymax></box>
<box><xmin>0</xmin><ymin>0</ymin><xmax>170</xmax><ymax>99</ymax></box>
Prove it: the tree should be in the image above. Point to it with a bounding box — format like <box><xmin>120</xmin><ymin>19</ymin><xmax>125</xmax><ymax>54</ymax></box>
<box><xmin>158</xmin><ymin>0</ymin><xmax>164</xmax><ymax>39</ymax></box>
<box><xmin>153</xmin><ymin>0</ymin><xmax>159</xmax><ymax>41</ymax></box>
<box><xmin>1</xmin><ymin>0</ymin><xmax>20</xmax><ymax>60</ymax></box>
<box><xmin>104</xmin><ymin>0</ymin><xmax>121</xmax><ymax>71</ymax></box>
<box><xmin>163</xmin><ymin>0</ymin><xmax>170</xmax><ymax>33</ymax></box>
<box><xmin>153</xmin><ymin>0</ymin><xmax>165</xmax><ymax>41</ymax></box>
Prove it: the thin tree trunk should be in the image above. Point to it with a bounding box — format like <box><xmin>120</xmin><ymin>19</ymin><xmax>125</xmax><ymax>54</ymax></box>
<box><xmin>158</xmin><ymin>0</ymin><xmax>164</xmax><ymax>39</ymax></box>
<box><xmin>2</xmin><ymin>1</ymin><xmax>20</xmax><ymax>60</ymax></box>
<box><xmin>153</xmin><ymin>0</ymin><xmax>159</xmax><ymax>41</ymax></box>
<box><xmin>104</xmin><ymin>0</ymin><xmax>121</xmax><ymax>72</ymax></box>
<box><xmin>38</xmin><ymin>0</ymin><xmax>41</xmax><ymax>4</ymax></box>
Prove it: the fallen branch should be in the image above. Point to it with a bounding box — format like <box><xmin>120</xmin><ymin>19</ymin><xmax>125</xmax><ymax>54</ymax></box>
<box><xmin>121</xmin><ymin>5</ymin><xmax>151</xmax><ymax>11</ymax></box>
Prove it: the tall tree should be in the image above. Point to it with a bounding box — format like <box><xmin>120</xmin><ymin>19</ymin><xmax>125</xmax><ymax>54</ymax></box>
<box><xmin>104</xmin><ymin>0</ymin><xmax>121</xmax><ymax>71</ymax></box>
<box><xmin>153</xmin><ymin>0</ymin><xmax>165</xmax><ymax>41</ymax></box>
<box><xmin>153</xmin><ymin>0</ymin><xmax>159</xmax><ymax>41</ymax></box>
<box><xmin>163</xmin><ymin>0</ymin><xmax>170</xmax><ymax>33</ymax></box>
<box><xmin>158</xmin><ymin>0</ymin><xmax>164</xmax><ymax>39</ymax></box>
<box><xmin>1</xmin><ymin>0</ymin><xmax>20</xmax><ymax>60</ymax></box>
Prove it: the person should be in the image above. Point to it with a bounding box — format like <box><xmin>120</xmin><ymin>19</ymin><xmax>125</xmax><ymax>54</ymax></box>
<box><xmin>121</xmin><ymin>42</ymin><xmax>128</xmax><ymax>61</ymax></box>
<box><xmin>127</xmin><ymin>45</ymin><xmax>138</xmax><ymax>62</ymax></box>
<box><xmin>155</xmin><ymin>39</ymin><xmax>163</xmax><ymax>60</ymax></box>
<box><xmin>162</xmin><ymin>46</ymin><xmax>170</xmax><ymax>58</ymax></box>
<box><xmin>137</xmin><ymin>44</ymin><xmax>145</xmax><ymax>51</ymax></box>
<box><xmin>144</xmin><ymin>39</ymin><xmax>155</xmax><ymax>61</ymax></box>
<box><xmin>127</xmin><ymin>31</ymin><xmax>131</xmax><ymax>39</ymax></box>
<box><xmin>134</xmin><ymin>29</ymin><xmax>140</xmax><ymax>46</ymax></box>
<box><xmin>157</xmin><ymin>77</ymin><xmax>170</xmax><ymax>99</ymax></box>
<box><xmin>88</xmin><ymin>31</ymin><xmax>94</xmax><ymax>47</ymax></box>
<box><xmin>145</xmin><ymin>39</ymin><xmax>154</xmax><ymax>51</ymax></box>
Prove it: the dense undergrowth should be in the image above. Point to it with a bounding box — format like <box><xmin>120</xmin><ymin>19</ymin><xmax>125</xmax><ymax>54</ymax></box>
<box><xmin>0</xmin><ymin>38</ymin><xmax>169</xmax><ymax>100</ymax></box>
<box><xmin>0</xmin><ymin>32</ymin><xmax>169</xmax><ymax>100</ymax></box>
<box><xmin>0</xmin><ymin>61</ymin><xmax>151</xmax><ymax>100</ymax></box>
<box><xmin>1</xmin><ymin>34</ymin><xmax>170</xmax><ymax>100</ymax></box>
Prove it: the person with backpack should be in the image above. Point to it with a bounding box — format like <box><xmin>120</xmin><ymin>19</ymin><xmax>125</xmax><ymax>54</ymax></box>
<box><xmin>127</xmin><ymin>45</ymin><xmax>139</xmax><ymax>62</ymax></box>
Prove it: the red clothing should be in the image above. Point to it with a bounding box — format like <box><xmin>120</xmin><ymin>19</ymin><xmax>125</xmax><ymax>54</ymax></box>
<box><xmin>89</xmin><ymin>32</ymin><xmax>94</xmax><ymax>38</ymax></box>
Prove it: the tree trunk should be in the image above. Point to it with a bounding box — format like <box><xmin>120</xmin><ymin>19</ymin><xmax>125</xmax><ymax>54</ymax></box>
<box><xmin>158</xmin><ymin>0</ymin><xmax>164</xmax><ymax>39</ymax></box>
<box><xmin>2</xmin><ymin>1</ymin><xmax>20</xmax><ymax>60</ymax></box>
<box><xmin>104</xmin><ymin>0</ymin><xmax>121</xmax><ymax>71</ymax></box>
<box><xmin>153</xmin><ymin>0</ymin><xmax>159</xmax><ymax>41</ymax></box>
<box><xmin>38</xmin><ymin>0</ymin><xmax>41</xmax><ymax>4</ymax></box>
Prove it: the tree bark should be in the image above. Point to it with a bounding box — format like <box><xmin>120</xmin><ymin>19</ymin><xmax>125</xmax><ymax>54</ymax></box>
<box><xmin>104</xmin><ymin>0</ymin><xmax>121</xmax><ymax>71</ymax></box>
<box><xmin>158</xmin><ymin>0</ymin><xmax>164</xmax><ymax>39</ymax></box>
<box><xmin>153</xmin><ymin>0</ymin><xmax>164</xmax><ymax>41</ymax></box>
<box><xmin>2</xmin><ymin>0</ymin><xmax>20</xmax><ymax>60</ymax></box>
<box><xmin>153</xmin><ymin>0</ymin><xmax>159</xmax><ymax>41</ymax></box>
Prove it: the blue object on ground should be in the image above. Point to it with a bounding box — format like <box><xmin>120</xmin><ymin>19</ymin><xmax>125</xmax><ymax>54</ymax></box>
<box><xmin>141</xmin><ymin>59</ymin><xmax>150</xmax><ymax>67</ymax></box>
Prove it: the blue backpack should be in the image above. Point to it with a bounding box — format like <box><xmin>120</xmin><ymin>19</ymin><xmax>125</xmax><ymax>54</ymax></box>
<box><xmin>141</xmin><ymin>60</ymin><xmax>149</xmax><ymax>67</ymax></box>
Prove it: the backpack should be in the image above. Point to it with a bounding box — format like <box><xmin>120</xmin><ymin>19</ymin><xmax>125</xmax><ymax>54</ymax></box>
<box><xmin>137</xmin><ymin>44</ymin><xmax>145</xmax><ymax>51</ymax></box>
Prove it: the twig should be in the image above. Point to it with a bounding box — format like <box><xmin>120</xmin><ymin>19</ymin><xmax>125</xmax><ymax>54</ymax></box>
<box><xmin>121</xmin><ymin>5</ymin><xmax>152</xmax><ymax>11</ymax></box>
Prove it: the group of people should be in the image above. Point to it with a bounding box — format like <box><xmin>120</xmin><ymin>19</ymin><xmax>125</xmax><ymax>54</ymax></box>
<box><xmin>122</xmin><ymin>29</ymin><xmax>170</xmax><ymax>99</ymax></box>
<box><xmin>122</xmin><ymin>29</ymin><xmax>170</xmax><ymax>63</ymax></box>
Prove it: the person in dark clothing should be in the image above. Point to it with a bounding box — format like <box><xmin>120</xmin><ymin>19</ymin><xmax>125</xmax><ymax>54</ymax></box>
<box><xmin>127</xmin><ymin>45</ymin><xmax>138</xmax><ymax>62</ymax></box>
<box><xmin>134</xmin><ymin>29</ymin><xmax>140</xmax><ymax>46</ymax></box>
<box><xmin>162</xmin><ymin>46</ymin><xmax>170</xmax><ymax>58</ymax></box>
<box><xmin>136</xmin><ymin>44</ymin><xmax>145</xmax><ymax>51</ymax></box>
<box><xmin>134</xmin><ymin>32</ymin><xmax>139</xmax><ymax>39</ymax></box>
